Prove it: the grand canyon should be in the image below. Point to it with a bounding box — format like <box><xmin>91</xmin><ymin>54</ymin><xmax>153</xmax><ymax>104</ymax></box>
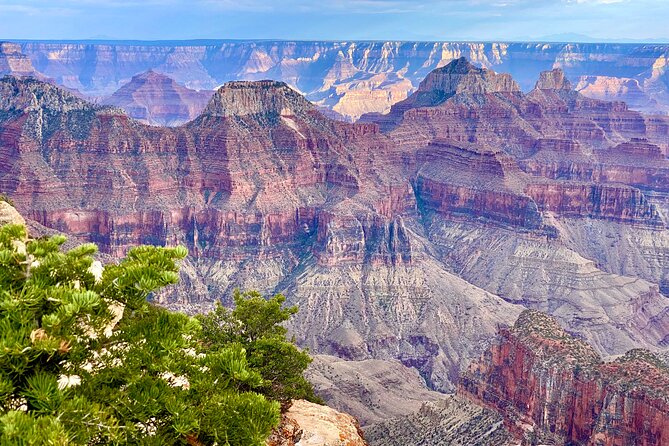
<box><xmin>1</xmin><ymin>36</ymin><xmax>669</xmax><ymax>445</ymax></box>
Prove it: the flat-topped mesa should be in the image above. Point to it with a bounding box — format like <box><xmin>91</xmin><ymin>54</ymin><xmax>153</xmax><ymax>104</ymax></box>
<box><xmin>534</xmin><ymin>68</ymin><xmax>572</xmax><ymax>91</ymax></box>
<box><xmin>202</xmin><ymin>80</ymin><xmax>315</xmax><ymax>119</ymax></box>
<box><xmin>459</xmin><ymin>310</ymin><xmax>669</xmax><ymax>446</ymax></box>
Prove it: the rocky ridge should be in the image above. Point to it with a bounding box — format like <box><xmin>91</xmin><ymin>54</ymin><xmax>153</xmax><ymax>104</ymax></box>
<box><xmin>460</xmin><ymin>310</ymin><xmax>669</xmax><ymax>445</ymax></box>
<box><xmin>364</xmin><ymin>395</ymin><xmax>513</xmax><ymax>446</ymax></box>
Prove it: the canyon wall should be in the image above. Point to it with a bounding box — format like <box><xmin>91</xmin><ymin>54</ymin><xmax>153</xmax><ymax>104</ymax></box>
<box><xmin>1</xmin><ymin>59</ymin><xmax>668</xmax><ymax>401</ymax></box>
<box><xmin>460</xmin><ymin>310</ymin><xmax>669</xmax><ymax>446</ymax></box>
<box><xmin>14</xmin><ymin>40</ymin><xmax>669</xmax><ymax>120</ymax></box>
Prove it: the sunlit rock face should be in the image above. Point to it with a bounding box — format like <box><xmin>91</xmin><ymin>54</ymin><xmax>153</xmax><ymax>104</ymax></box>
<box><xmin>460</xmin><ymin>310</ymin><xmax>669</xmax><ymax>446</ymax></box>
<box><xmin>15</xmin><ymin>40</ymin><xmax>669</xmax><ymax>120</ymax></box>
<box><xmin>0</xmin><ymin>43</ymin><xmax>39</xmax><ymax>77</ymax></box>
<box><xmin>266</xmin><ymin>399</ymin><xmax>368</xmax><ymax>446</ymax></box>
<box><xmin>1</xmin><ymin>57</ymin><xmax>669</xmax><ymax>399</ymax></box>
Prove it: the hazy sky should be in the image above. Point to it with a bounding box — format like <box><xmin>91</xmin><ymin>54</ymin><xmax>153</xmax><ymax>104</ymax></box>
<box><xmin>1</xmin><ymin>0</ymin><xmax>667</xmax><ymax>42</ymax></box>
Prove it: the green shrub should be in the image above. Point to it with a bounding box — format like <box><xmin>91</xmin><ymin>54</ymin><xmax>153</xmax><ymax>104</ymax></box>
<box><xmin>199</xmin><ymin>290</ymin><xmax>321</xmax><ymax>406</ymax></box>
<box><xmin>0</xmin><ymin>224</ymin><xmax>290</xmax><ymax>445</ymax></box>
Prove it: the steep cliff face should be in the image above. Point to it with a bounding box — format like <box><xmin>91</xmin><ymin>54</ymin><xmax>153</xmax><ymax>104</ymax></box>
<box><xmin>15</xmin><ymin>40</ymin><xmax>669</xmax><ymax>120</ymax></box>
<box><xmin>0</xmin><ymin>43</ymin><xmax>39</xmax><ymax>77</ymax></box>
<box><xmin>380</xmin><ymin>60</ymin><xmax>669</xmax><ymax>230</ymax></box>
<box><xmin>101</xmin><ymin>70</ymin><xmax>212</xmax><ymax>126</ymax></box>
<box><xmin>459</xmin><ymin>310</ymin><xmax>669</xmax><ymax>446</ymax></box>
<box><xmin>0</xmin><ymin>73</ymin><xmax>529</xmax><ymax>392</ymax></box>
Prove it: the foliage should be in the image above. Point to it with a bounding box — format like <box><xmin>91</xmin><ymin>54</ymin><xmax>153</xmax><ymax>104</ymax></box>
<box><xmin>199</xmin><ymin>290</ymin><xmax>320</xmax><ymax>406</ymax></box>
<box><xmin>0</xmin><ymin>224</ymin><xmax>293</xmax><ymax>445</ymax></box>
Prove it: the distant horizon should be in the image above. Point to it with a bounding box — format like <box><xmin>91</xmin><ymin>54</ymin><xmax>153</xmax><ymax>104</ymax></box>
<box><xmin>1</xmin><ymin>1</ymin><xmax>668</xmax><ymax>43</ymax></box>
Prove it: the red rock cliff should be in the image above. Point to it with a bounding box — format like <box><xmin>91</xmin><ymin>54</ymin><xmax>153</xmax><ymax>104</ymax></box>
<box><xmin>459</xmin><ymin>310</ymin><xmax>669</xmax><ymax>446</ymax></box>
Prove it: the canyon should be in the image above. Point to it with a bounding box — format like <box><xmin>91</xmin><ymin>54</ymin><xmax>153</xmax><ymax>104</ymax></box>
<box><xmin>1</xmin><ymin>54</ymin><xmax>669</xmax><ymax>443</ymax></box>
<box><xmin>10</xmin><ymin>40</ymin><xmax>669</xmax><ymax>121</ymax></box>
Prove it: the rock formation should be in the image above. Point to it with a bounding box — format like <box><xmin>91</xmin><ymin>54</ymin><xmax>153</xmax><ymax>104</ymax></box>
<box><xmin>1</xmin><ymin>59</ymin><xmax>668</xmax><ymax>403</ymax></box>
<box><xmin>575</xmin><ymin>75</ymin><xmax>667</xmax><ymax>115</ymax></box>
<box><xmin>0</xmin><ymin>199</ymin><xmax>24</xmax><ymax>226</ymax></box>
<box><xmin>306</xmin><ymin>355</ymin><xmax>445</xmax><ymax>427</ymax></box>
<box><xmin>364</xmin><ymin>395</ymin><xmax>513</xmax><ymax>446</ymax></box>
<box><xmin>14</xmin><ymin>40</ymin><xmax>669</xmax><ymax>120</ymax></box>
<box><xmin>101</xmin><ymin>70</ymin><xmax>212</xmax><ymax>126</ymax></box>
<box><xmin>460</xmin><ymin>310</ymin><xmax>669</xmax><ymax>446</ymax></box>
<box><xmin>0</xmin><ymin>42</ymin><xmax>41</xmax><ymax>78</ymax></box>
<box><xmin>266</xmin><ymin>400</ymin><xmax>368</xmax><ymax>446</ymax></box>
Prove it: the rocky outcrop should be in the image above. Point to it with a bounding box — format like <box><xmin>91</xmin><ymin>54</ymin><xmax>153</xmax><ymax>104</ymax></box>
<box><xmin>267</xmin><ymin>400</ymin><xmax>368</xmax><ymax>446</ymax></box>
<box><xmin>364</xmin><ymin>395</ymin><xmax>513</xmax><ymax>446</ymax></box>
<box><xmin>15</xmin><ymin>40</ymin><xmax>669</xmax><ymax>120</ymax></box>
<box><xmin>535</xmin><ymin>68</ymin><xmax>572</xmax><ymax>91</ymax></box>
<box><xmin>362</xmin><ymin>57</ymin><xmax>522</xmax><ymax>131</ymax></box>
<box><xmin>459</xmin><ymin>310</ymin><xmax>669</xmax><ymax>446</ymax></box>
<box><xmin>203</xmin><ymin>80</ymin><xmax>312</xmax><ymax>118</ymax></box>
<box><xmin>0</xmin><ymin>199</ymin><xmax>24</xmax><ymax>226</ymax></box>
<box><xmin>101</xmin><ymin>70</ymin><xmax>212</xmax><ymax>126</ymax></box>
<box><xmin>0</xmin><ymin>42</ymin><xmax>41</xmax><ymax>78</ymax></box>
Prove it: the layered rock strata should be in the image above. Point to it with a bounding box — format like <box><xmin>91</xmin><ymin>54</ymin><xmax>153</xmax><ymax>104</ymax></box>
<box><xmin>460</xmin><ymin>310</ymin><xmax>669</xmax><ymax>446</ymax></box>
<box><xmin>101</xmin><ymin>70</ymin><xmax>212</xmax><ymax>126</ymax></box>
<box><xmin>1</xmin><ymin>58</ymin><xmax>669</xmax><ymax>397</ymax></box>
<box><xmin>15</xmin><ymin>40</ymin><xmax>669</xmax><ymax>119</ymax></box>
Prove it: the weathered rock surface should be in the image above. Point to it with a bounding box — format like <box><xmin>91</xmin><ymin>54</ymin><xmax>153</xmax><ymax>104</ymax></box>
<box><xmin>101</xmin><ymin>70</ymin><xmax>212</xmax><ymax>126</ymax></box>
<box><xmin>306</xmin><ymin>355</ymin><xmax>445</xmax><ymax>427</ymax></box>
<box><xmin>576</xmin><ymin>75</ymin><xmax>667</xmax><ymax>115</ymax></box>
<box><xmin>460</xmin><ymin>310</ymin><xmax>669</xmax><ymax>446</ymax></box>
<box><xmin>15</xmin><ymin>40</ymin><xmax>669</xmax><ymax>120</ymax></box>
<box><xmin>0</xmin><ymin>73</ymin><xmax>526</xmax><ymax>391</ymax></box>
<box><xmin>0</xmin><ymin>199</ymin><xmax>24</xmax><ymax>226</ymax></box>
<box><xmin>364</xmin><ymin>395</ymin><xmax>513</xmax><ymax>446</ymax></box>
<box><xmin>0</xmin><ymin>42</ymin><xmax>40</xmax><ymax>78</ymax></box>
<box><xmin>267</xmin><ymin>400</ymin><xmax>368</xmax><ymax>446</ymax></box>
<box><xmin>1</xmin><ymin>59</ymin><xmax>669</xmax><ymax>401</ymax></box>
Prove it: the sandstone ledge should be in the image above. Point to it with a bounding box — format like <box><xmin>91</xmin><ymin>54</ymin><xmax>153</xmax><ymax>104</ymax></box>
<box><xmin>267</xmin><ymin>400</ymin><xmax>368</xmax><ymax>446</ymax></box>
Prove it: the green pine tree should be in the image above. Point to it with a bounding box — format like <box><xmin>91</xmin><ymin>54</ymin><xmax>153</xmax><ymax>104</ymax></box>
<box><xmin>0</xmin><ymin>223</ymin><xmax>320</xmax><ymax>445</ymax></box>
<box><xmin>199</xmin><ymin>290</ymin><xmax>321</xmax><ymax>407</ymax></box>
